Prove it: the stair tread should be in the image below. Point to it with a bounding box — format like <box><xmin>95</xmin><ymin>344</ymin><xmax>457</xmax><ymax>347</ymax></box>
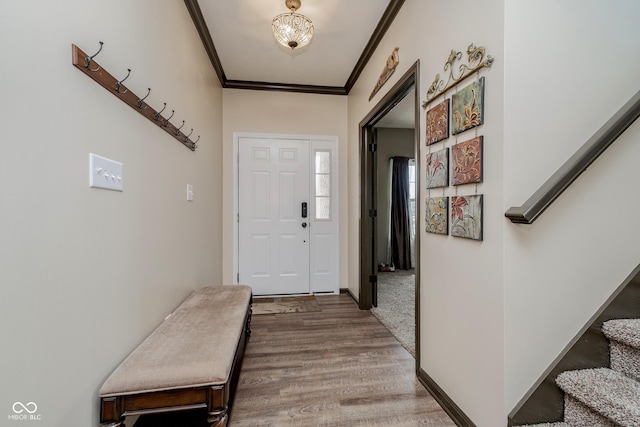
<box><xmin>556</xmin><ymin>368</ymin><xmax>640</xmax><ymax>427</ymax></box>
<box><xmin>603</xmin><ymin>319</ymin><xmax>640</xmax><ymax>349</ymax></box>
<box><xmin>516</xmin><ymin>423</ymin><xmax>571</xmax><ymax>427</ymax></box>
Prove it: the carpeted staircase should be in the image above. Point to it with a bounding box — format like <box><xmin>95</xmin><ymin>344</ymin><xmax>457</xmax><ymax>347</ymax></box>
<box><xmin>519</xmin><ymin>319</ymin><xmax>640</xmax><ymax>427</ymax></box>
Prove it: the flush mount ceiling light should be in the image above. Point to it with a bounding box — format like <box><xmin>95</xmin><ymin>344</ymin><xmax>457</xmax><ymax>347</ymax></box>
<box><xmin>272</xmin><ymin>0</ymin><xmax>314</xmax><ymax>50</ymax></box>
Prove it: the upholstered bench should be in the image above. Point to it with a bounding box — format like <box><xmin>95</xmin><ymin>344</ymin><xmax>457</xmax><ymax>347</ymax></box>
<box><xmin>99</xmin><ymin>285</ymin><xmax>252</xmax><ymax>427</ymax></box>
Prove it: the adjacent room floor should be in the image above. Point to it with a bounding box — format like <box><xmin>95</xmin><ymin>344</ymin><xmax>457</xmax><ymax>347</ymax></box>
<box><xmin>371</xmin><ymin>269</ymin><xmax>416</xmax><ymax>357</ymax></box>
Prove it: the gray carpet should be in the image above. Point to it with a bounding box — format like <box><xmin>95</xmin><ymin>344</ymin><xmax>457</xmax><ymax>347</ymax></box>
<box><xmin>518</xmin><ymin>423</ymin><xmax>571</xmax><ymax>427</ymax></box>
<box><xmin>558</xmin><ymin>368</ymin><xmax>640</xmax><ymax>426</ymax></box>
<box><xmin>519</xmin><ymin>318</ymin><xmax>640</xmax><ymax>427</ymax></box>
<box><xmin>605</xmin><ymin>319</ymin><xmax>640</xmax><ymax>382</ymax></box>
<box><xmin>370</xmin><ymin>269</ymin><xmax>415</xmax><ymax>357</ymax></box>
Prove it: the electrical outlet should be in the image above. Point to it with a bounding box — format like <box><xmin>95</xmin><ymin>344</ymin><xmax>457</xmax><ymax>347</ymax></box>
<box><xmin>90</xmin><ymin>153</ymin><xmax>123</xmax><ymax>191</ymax></box>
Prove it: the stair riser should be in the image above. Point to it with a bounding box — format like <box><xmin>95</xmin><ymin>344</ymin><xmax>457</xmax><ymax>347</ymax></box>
<box><xmin>564</xmin><ymin>395</ymin><xmax>617</xmax><ymax>427</ymax></box>
<box><xmin>610</xmin><ymin>341</ymin><xmax>640</xmax><ymax>382</ymax></box>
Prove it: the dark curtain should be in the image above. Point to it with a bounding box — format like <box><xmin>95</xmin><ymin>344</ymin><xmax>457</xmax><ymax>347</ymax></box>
<box><xmin>390</xmin><ymin>157</ymin><xmax>412</xmax><ymax>270</ymax></box>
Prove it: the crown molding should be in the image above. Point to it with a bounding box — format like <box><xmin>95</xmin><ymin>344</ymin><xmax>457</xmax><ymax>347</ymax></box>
<box><xmin>184</xmin><ymin>0</ymin><xmax>405</xmax><ymax>96</ymax></box>
<box><xmin>224</xmin><ymin>80</ymin><xmax>348</xmax><ymax>95</ymax></box>
<box><xmin>345</xmin><ymin>0</ymin><xmax>405</xmax><ymax>93</ymax></box>
<box><xmin>184</xmin><ymin>0</ymin><xmax>226</xmax><ymax>84</ymax></box>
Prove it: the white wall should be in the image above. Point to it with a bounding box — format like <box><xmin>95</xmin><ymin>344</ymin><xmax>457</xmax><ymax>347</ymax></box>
<box><xmin>347</xmin><ymin>0</ymin><xmax>505</xmax><ymax>425</ymax></box>
<box><xmin>504</xmin><ymin>0</ymin><xmax>640</xmax><ymax>413</ymax></box>
<box><xmin>221</xmin><ymin>89</ymin><xmax>349</xmax><ymax>288</ymax></box>
<box><xmin>0</xmin><ymin>1</ymin><xmax>223</xmax><ymax>425</ymax></box>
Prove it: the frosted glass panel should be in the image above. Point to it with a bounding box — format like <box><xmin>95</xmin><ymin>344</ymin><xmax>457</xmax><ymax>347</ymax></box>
<box><xmin>315</xmin><ymin>151</ymin><xmax>330</xmax><ymax>174</ymax></box>
<box><xmin>316</xmin><ymin>197</ymin><xmax>331</xmax><ymax>219</ymax></box>
<box><xmin>314</xmin><ymin>150</ymin><xmax>331</xmax><ymax>220</ymax></box>
<box><xmin>315</xmin><ymin>175</ymin><xmax>331</xmax><ymax>197</ymax></box>
<box><xmin>408</xmin><ymin>162</ymin><xmax>416</xmax><ymax>200</ymax></box>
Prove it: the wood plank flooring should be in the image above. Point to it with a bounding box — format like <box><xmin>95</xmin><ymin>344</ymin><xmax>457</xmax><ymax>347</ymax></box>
<box><xmin>229</xmin><ymin>294</ymin><xmax>456</xmax><ymax>426</ymax></box>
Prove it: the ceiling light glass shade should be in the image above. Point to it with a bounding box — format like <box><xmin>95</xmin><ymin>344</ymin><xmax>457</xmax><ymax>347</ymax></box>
<box><xmin>272</xmin><ymin>11</ymin><xmax>314</xmax><ymax>50</ymax></box>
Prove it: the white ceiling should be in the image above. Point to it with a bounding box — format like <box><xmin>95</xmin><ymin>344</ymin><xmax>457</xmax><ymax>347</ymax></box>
<box><xmin>187</xmin><ymin>0</ymin><xmax>413</xmax><ymax>128</ymax></box>
<box><xmin>374</xmin><ymin>88</ymin><xmax>416</xmax><ymax>129</ymax></box>
<box><xmin>193</xmin><ymin>0</ymin><xmax>393</xmax><ymax>88</ymax></box>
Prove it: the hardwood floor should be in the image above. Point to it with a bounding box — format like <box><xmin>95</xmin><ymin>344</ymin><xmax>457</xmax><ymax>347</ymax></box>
<box><xmin>229</xmin><ymin>294</ymin><xmax>456</xmax><ymax>426</ymax></box>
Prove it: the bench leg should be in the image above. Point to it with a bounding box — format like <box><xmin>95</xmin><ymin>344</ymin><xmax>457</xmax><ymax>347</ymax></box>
<box><xmin>207</xmin><ymin>408</ymin><xmax>228</xmax><ymax>427</ymax></box>
<box><xmin>246</xmin><ymin>307</ymin><xmax>252</xmax><ymax>338</ymax></box>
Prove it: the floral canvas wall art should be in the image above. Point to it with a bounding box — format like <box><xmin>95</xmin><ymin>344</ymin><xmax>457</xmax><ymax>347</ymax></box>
<box><xmin>426</xmin><ymin>99</ymin><xmax>449</xmax><ymax>145</ymax></box>
<box><xmin>450</xmin><ymin>194</ymin><xmax>483</xmax><ymax>240</ymax></box>
<box><xmin>452</xmin><ymin>77</ymin><xmax>484</xmax><ymax>135</ymax></box>
<box><xmin>425</xmin><ymin>197</ymin><xmax>448</xmax><ymax>235</ymax></box>
<box><xmin>425</xmin><ymin>148</ymin><xmax>449</xmax><ymax>189</ymax></box>
<box><xmin>451</xmin><ymin>136</ymin><xmax>483</xmax><ymax>185</ymax></box>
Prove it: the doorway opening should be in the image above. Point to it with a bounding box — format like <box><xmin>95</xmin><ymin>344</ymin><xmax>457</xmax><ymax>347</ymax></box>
<box><xmin>359</xmin><ymin>62</ymin><xmax>420</xmax><ymax>359</ymax></box>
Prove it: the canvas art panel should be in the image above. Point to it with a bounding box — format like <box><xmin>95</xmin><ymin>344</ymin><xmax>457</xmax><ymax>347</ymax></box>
<box><xmin>425</xmin><ymin>148</ymin><xmax>449</xmax><ymax>189</ymax></box>
<box><xmin>450</xmin><ymin>194</ymin><xmax>483</xmax><ymax>240</ymax></box>
<box><xmin>426</xmin><ymin>98</ymin><xmax>449</xmax><ymax>145</ymax></box>
<box><xmin>452</xmin><ymin>77</ymin><xmax>485</xmax><ymax>135</ymax></box>
<box><xmin>451</xmin><ymin>136</ymin><xmax>483</xmax><ymax>185</ymax></box>
<box><xmin>425</xmin><ymin>196</ymin><xmax>448</xmax><ymax>235</ymax></box>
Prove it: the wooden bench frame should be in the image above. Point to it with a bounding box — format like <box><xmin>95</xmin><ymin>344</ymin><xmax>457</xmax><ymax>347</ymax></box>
<box><xmin>100</xmin><ymin>298</ymin><xmax>252</xmax><ymax>427</ymax></box>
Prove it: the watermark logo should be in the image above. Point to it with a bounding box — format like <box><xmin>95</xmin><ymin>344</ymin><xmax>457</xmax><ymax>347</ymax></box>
<box><xmin>8</xmin><ymin>402</ymin><xmax>41</xmax><ymax>422</ymax></box>
<box><xmin>12</xmin><ymin>402</ymin><xmax>37</xmax><ymax>414</ymax></box>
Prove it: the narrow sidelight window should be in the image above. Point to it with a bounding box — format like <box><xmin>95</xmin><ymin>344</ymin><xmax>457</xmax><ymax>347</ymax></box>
<box><xmin>314</xmin><ymin>150</ymin><xmax>331</xmax><ymax>220</ymax></box>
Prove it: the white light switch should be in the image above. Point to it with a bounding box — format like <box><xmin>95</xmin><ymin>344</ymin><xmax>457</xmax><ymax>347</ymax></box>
<box><xmin>90</xmin><ymin>153</ymin><xmax>123</xmax><ymax>191</ymax></box>
<box><xmin>187</xmin><ymin>184</ymin><xmax>194</xmax><ymax>201</ymax></box>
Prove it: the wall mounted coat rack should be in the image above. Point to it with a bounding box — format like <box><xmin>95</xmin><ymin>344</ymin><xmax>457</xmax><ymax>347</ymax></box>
<box><xmin>72</xmin><ymin>42</ymin><xmax>199</xmax><ymax>151</ymax></box>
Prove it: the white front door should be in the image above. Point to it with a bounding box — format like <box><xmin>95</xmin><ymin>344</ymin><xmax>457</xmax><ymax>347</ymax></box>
<box><xmin>238</xmin><ymin>137</ymin><xmax>310</xmax><ymax>295</ymax></box>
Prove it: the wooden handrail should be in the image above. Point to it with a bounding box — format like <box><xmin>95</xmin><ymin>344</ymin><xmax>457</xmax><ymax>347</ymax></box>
<box><xmin>505</xmin><ymin>89</ymin><xmax>640</xmax><ymax>224</ymax></box>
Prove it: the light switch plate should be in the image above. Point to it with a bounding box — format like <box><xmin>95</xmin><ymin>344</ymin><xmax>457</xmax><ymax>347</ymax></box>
<box><xmin>90</xmin><ymin>153</ymin><xmax>123</xmax><ymax>191</ymax></box>
<box><xmin>187</xmin><ymin>184</ymin><xmax>194</xmax><ymax>201</ymax></box>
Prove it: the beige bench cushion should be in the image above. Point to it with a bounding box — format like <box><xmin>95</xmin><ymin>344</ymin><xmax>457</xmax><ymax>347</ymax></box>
<box><xmin>99</xmin><ymin>285</ymin><xmax>252</xmax><ymax>397</ymax></box>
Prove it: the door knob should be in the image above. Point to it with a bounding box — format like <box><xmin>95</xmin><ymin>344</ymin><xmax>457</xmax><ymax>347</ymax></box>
<box><xmin>302</xmin><ymin>222</ymin><xmax>307</xmax><ymax>228</ymax></box>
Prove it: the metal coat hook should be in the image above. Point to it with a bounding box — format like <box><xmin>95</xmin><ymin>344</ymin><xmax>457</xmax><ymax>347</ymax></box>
<box><xmin>184</xmin><ymin>129</ymin><xmax>193</xmax><ymax>140</ymax></box>
<box><xmin>193</xmin><ymin>135</ymin><xmax>200</xmax><ymax>148</ymax></box>
<box><xmin>162</xmin><ymin>110</ymin><xmax>174</xmax><ymax>127</ymax></box>
<box><xmin>84</xmin><ymin>41</ymin><xmax>103</xmax><ymax>72</ymax></box>
<box><xmin>137</xmin><ymin>88</ymin><xmax>151</xmax><ymax>109</ymax></box>
<box><xmin>115</xmin><ymin>68</ymin><xmax>131</xmax><ymax>94</ymax></box>
<box><xmin>175</xmin><ymin>120</ymin><xmax>185</xmax><ymax>135</ymax></box>
<box><xmin>154</xmin><ymin>103</ymin><xmax>166</xmax><ymax>120</ymax></box>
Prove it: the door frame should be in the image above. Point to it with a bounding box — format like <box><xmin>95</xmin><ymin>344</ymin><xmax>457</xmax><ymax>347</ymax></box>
<box><xmin>359</xmin><ymin>61</ymin><xmax>420</xmax><ymax>359</ymax></box>
<box><xmin>233</xmin><ymin>132</ymin><xmax>339</xmax><ymax>293</ymax></box>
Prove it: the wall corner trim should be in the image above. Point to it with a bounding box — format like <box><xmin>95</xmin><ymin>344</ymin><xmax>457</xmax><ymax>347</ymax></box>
<box><xmin>418</xmin><ymin>368</ymin><xmax>477</xmax><ymax>427</ymax></box>
<box><xmin>341</xmin><ymin>288</ymin><xmax>359</xmax><ymax>305</ymax></box>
